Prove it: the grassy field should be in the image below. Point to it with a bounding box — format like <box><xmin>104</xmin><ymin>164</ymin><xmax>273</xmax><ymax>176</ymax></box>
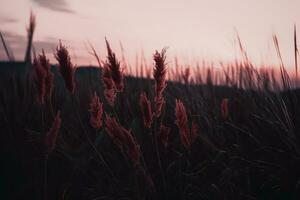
<box><xmin>1</xmin><ymin>38</ymin><xmax>300</xmax><ymax>200</ymax></box>
<box><xmin>1</xmin><ymin>13</ymin><xmax>300</xmax><ymax>198</ymax></box>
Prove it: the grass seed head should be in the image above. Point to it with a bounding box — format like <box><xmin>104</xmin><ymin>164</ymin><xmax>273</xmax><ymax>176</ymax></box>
<box><xmin>45</xmin><ymin>111</ymin><xmax>61</xmax><ymax>154</ymax></box>
<box><xmin>139</xmin><ymin>92</ymin><xmax>153</xmax><ymax>128</ymax></box>
<box><xmin>89</xmin><ymin>92</ymin><xmax>103</xmax><ymax>130</ymax></box>
<box><xmin>105</xmin><ymin>38</ymin><xmax>124</xmax><ymax>92</ymax></box>
<box><xmin>153</xmin><ymin>48</ymin><xmax>167</xmax><ymax>117</ymax></box>
<box><xmin>159</xmin><ymin>124</ymin><xmax>171</xmax><ymax>148</ymax></box>
<box><xmin>54</xmin><ymin>42</ymin><xmax>75</xmax><ymax>94</ymax></box>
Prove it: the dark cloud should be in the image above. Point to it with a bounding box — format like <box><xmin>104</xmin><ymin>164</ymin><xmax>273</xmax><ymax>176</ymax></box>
<box><xmin>31</xmin><ymin>0</ymin><xmax>75</xmax><ymax>14</ymax></box>
<box><xmin>0</xmin><ymin>31</ymin><xmax>59</xmax><ymax>61</ymax></box>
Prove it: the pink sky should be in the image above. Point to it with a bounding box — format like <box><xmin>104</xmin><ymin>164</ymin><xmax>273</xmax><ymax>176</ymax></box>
<box><xmin>1</xmin><ymin>0</ymin><xmax>300</xmax><ymax>69</ymax></box>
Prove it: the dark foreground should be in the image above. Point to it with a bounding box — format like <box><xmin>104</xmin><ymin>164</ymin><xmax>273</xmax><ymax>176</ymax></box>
<box><xmin>1</xmin><ymin>62</ymin><xmax>300</xmax><ymax>200</ymax></box>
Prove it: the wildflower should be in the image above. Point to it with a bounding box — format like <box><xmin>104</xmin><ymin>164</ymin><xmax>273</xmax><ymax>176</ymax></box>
<box><xmin>153</xmin><ymin>48</ymin><xmax>167</xmax><ymax>117</ymax></box>
<box><xmin>54</xmin><ymin>42</ymin><xmax>75</xmax><ymax>94</ymax></box>
<box><xmin>221</xmin><ymin>98</ymin><xmax>229</xmax><ymax>120</ymax></box>
<box><xmin>139</xmin><ymin>92</ymin><xmax>153</xmax><ymax>128</ymax></box>
<box><xmin>89</xmin><ymin>92</ymin><xmax>103</xmax><ymax>130</ymax></box>
<box><xmin>45</xmin><ymin>111</ymin><xmax>61</xmax><ymax>154</ymax></box>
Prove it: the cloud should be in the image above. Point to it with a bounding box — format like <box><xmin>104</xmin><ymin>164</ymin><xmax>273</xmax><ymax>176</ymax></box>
<box><xmin>0</xmin><ymin>31</ymin><xmax>91</xmax><ymax>64</ymax></box>
<box><xmin>31</xmin><ymin>0</ymin><xmax>75</xmax><ymax>14</ymax></box>
<box><xmin>0</xmin><ymin>31</ymin><xmax>58</xmax><ymax>61</ymax></box>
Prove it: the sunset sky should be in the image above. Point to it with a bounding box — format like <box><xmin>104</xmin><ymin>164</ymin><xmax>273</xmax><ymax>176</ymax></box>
<box><xmin>1</xmin><ymin>0</ymin><xmax>300</xmax><ymax>69</ymax></box>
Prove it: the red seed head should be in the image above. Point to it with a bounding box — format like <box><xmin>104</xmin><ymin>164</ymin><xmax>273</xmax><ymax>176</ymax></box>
<box><xmin>102</xmin><ymin>63</ymin><xmax>116</xmax><ymax>106</ymax></box>
<box><xmin>221</xmin><ymin>98</ymin><xmax>229</xmax><ymax>120</ymax></box>
<box><xmin>39</xmin><ymin>50</ymin><xmax>53</xmax><ymax>99</ymax></box>
<box><xmin>159</xmin><ymin>124</ymin><xmax>171</xmax><ymax>148</ymax></box>
<box><xmin>122</xmin><ymin>128</ymin><xmax>141</xmax><ymax>166</ymax></box>
<box><xmin>105</xmin><ymin>114</ymin><xmax>141</xmax><ymax>166</ymax></box>
<box><xmin>105</xmin><ymin>39</ymin><xmax>124</xmax><ymax>92</ymax></box>
<box><xmin>153</xmin><ymin>48</ymin><xmax>167</xmax><ymax>117</ymax></box>
<box><xmin>33</xmin><ymin>57</ymin><xmax>46</xmax><ymax>105</ymax></box>
<box><xmin>105</xmin><ymin>114</ymin><xmax>125</xmax><ymax>150</ymax></box>
<box><xmin>175</xmin><ymin>99</ymin><xmax>191</xmax><ymax>150</ymax></box>
<box><xmin>139</xmin><ymin>92</ymin><xmax>153</xmax><ymax>128</ymax></box>
<box><xmin>89</xmin><ymin>92</ymin><xmax>103</xmax><ymax>130</ymax></box>
<box><xmin>45</xmin><ymin>111</ymin><xmax>61</xmax><ymax>154</ymax></box>
<box><xmin>54</xmin><ymin>42</ymin><xmax>75</xmax><ymax>94</ymax></box>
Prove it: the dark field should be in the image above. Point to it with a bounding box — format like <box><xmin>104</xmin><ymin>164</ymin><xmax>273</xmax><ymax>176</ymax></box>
<box><xmin>1</xmin><ymin>56</ymin><xmax>300</xmax><ymax>200</ymax></box>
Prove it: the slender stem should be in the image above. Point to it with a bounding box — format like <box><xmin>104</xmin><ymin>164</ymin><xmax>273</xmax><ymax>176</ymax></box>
<box><xmin>41</xmin><ymin>105</ymin><xmax>47</xmax><ymax>200</ymax></box>
<box><xmin>44</xmin><ymin>152</ymin><xmax>48</xmax><ymax>200</ymax></box>
<box><xmin>179</xmin><ymin>154</ymin><xmax>183</xmax><ymax>200</ymax></box>
<box><xmin>153</xmin><ymin>113</ymin><xmax>167</xmax><ymax>198</ymax></box>
<box><xmin>47</xmin><ymin>95</ymin><xmax>55</xmax><ymax>119</ymax></box>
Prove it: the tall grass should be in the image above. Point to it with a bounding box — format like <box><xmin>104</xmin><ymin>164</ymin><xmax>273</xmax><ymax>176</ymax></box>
<box><xmin>1</xmin><ymin>13</ymin><xmax>300</xmax><ymax>200</ymax></box>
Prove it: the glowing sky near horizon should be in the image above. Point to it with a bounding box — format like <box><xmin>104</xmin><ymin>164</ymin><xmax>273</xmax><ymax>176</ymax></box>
<box><xmin>1</xmin><ymin>0</ymin><xmax>300</xmax><ymax>69</ymax></box>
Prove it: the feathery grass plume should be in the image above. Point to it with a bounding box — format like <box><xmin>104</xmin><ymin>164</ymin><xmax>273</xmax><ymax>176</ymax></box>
<box><xmin>24</xmin><ymin>12</ymin><xmax>36</xmax><ymax>63</ymax></box>
<box><xmin>175</xmin><ymin>100</ymin><xmax>197</xmax><ymax>150</ymax></box>
<box><xmin>175</xmin><ymin>99</ymin><xmax>191</xmax><ymax>150</ymax></box>
<box><xmin>159</xmin><ymin>124</ymin><xmax>171</xmax><ymax>148</ymax></box>
<box><xmin>104</xmin><ymin>114</ymin><xmax>124</xmax><ymax>151</ymax></box>
<box><xmin>54</xmin><ymin>42</ymin><xmax>75</xmax><ymax>94</ymax></box>
<box><xmin>45</xmin><ymin>111</ymin><xmax>61</xmax><ymax>154</ymax></box>
<box><xmin>33</xmin><ymin>57</ymin><xmax>46</xmax><ymax>105</ymax></box>
<box><xmin>122</xmin><ymin>128</ymin><xmax>141</xmax><ymax>166</ymax></box>
<box><xmin>102</xmin><ymin>63</ymin><xmax>116</xmax><ymax>106</ymax></box>
<box><xmin>89</xmin><ymin>92</ymin><xmax>103</xmax><ymax>130</ymax></box>
<box><xmin>39</xmin><ymin>50</ymin><xmax>54</xmax><ymax>99</ymax></box>
<box><xmin>221</xmin><ymin>98</ymin><xmax>229</xmax><ymax>120</ymax></box>
<box><xmin>105</xmin><ymin>114</ymin><xmax>141</xmax><ymax>166</ymax></box>
<box><xmin>119</xmin><ymin>41</ymin><xmax>128</xmax><ymax>73</ymax></box>
<box><xmin>139</xmin><ymin>92</ymin><xmax>153</xmax><ymax>128</ymax></box>
<box><xmin>153</xmin><ymin>48</ymin><xmax>167</xmax><ymax>117</ymax></box>
<box><xmin>105</xmin><ymin>38</ymin><xmax>124</xmax><ymax>92</ymax></box>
